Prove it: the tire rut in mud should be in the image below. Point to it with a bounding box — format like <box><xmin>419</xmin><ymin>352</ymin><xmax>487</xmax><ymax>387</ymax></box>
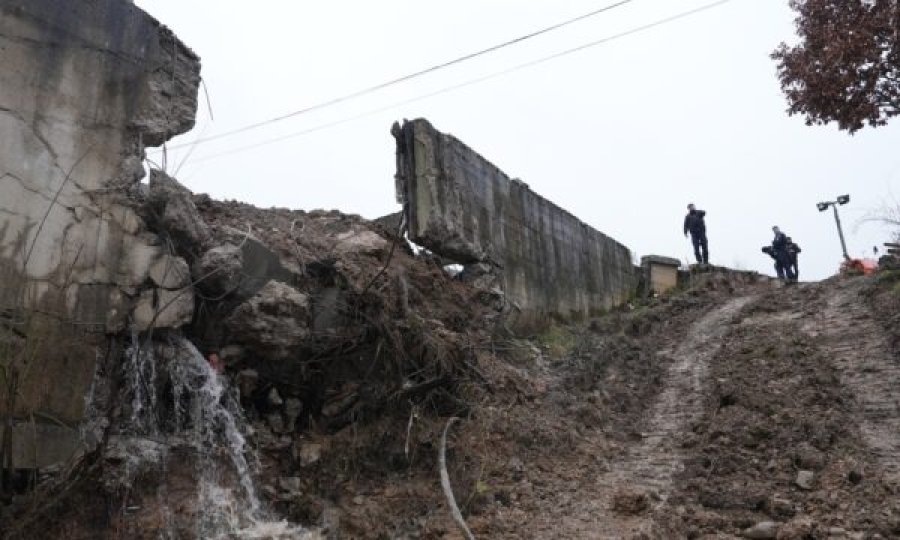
<box><xmin>804</xmin><ymin>280</ymin><xmax>900</xmax><ymax>486</ymax></box>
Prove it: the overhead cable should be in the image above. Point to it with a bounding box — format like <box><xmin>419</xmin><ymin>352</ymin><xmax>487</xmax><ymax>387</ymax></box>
<box><xmin>182</xmin><ymin>0</ymin><xmax>736</xmax><ymax>166</ymax></box>
<box><xmin>161</xmin><ymin>0</ymin><xmax>635</xmax><ymax>151</ymax></box>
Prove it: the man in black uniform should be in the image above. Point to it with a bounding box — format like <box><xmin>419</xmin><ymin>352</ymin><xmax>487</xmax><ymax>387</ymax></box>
<box><xmin>683</xmin><ymin>203</ymin><xmax>709</xmax><ymax>264</ymax></box>
<box><xmin>786</xmin><ymin>237</ymin><xmax>801</xmax><ymax>282</ymax></box>
<box><xmin>771</xmin><ymin>226</ymin><xmax>795</xmax><ymax>281</ymax></box>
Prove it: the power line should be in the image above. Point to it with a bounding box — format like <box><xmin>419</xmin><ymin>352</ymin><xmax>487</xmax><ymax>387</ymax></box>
<box><xmin>160</xmin><ymin>0</ymin><xmax>634</xmax><ymax>151</ymax></box>
<box><xmin>181</xmin><ymin>0</ymin><xmax>736</xmax><ymax>166</ymax></box>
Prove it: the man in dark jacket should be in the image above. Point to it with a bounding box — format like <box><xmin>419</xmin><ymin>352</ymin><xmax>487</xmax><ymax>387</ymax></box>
<box><xmin>771</xmin><ymin>226</ymin><xmax>795</xmax><ymax>281</ymax></box>
<box><xmin>683</xmin><ymin>203</ymin><xmax>709</xmax><ymax>264</ymax></box>
<box><xmin>786</xmin><ymin>237</ymin><xmax>801</xmax><ymax>282</ymax></box>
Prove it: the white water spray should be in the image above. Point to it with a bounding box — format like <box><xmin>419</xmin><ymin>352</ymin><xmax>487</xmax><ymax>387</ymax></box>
<box><xmin>121</xmin><ymin>332</ymin><xmax>315</xmax><ymax>539</ymax></box>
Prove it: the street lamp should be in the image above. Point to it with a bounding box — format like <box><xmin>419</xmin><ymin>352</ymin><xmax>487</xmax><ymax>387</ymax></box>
<box><xmin>816</xmin><ymin>194</ymin><xmax>851</xmax><ymax>261</ymax></box>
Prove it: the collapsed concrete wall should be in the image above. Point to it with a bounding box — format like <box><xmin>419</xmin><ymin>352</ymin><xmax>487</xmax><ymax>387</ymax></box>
<box><xmin>0</xmin><ymin>0</ymin><xmax>200</xmax><ymax>466</ymax></box>
<box><xmin>394</xmin><ymin>118</ymin><xmax>636</xmax><ymax>328</ymax></box>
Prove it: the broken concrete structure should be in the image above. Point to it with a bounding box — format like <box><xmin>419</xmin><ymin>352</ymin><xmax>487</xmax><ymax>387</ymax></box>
<box><xmin>394</xmin><ymin>118</ymin><xmax>636</xmax><ymax>327</ymax></box>
<box><xmin>0</xmin><ymin>0</ymin><xmax>201</xmax><ymax>466</ymax></box>
<box><xmin>641</xmin><ymin>255</ymin><xmax>682</xmax><ymax>295</ymax></box>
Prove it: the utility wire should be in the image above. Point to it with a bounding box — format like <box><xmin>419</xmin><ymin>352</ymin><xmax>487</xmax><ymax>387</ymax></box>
<box><xmin>160</xmin><ymin>0</ymin><xmax>634</xmax><ymax>151</ymax></box>
<box><xmin>182</xmin><ymin>0</ymin><xmax>735</xmax><ymax>166</ymax></box>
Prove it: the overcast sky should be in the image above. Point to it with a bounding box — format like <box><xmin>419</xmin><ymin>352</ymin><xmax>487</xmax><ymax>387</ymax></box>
<box><xmin>136</xmin><ymin>0</ymin><xmax>900</xmax><ymax>281</ymax></box>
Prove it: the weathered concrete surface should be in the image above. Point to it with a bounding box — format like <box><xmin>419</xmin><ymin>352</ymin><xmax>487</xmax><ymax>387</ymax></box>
<box><xmin>641</xmin><ymin>255</ymin><xmax>681</xmax><ymax>295</ymax></box>
<box><xmin>394</xmin><ymin>118</ymin><xmax>636</xmax><ymax>327</ymax></box>
<box><xmin>0</xmin><ymin>0</ymin><xmax>201</xmax><ymax>463</ymax></box>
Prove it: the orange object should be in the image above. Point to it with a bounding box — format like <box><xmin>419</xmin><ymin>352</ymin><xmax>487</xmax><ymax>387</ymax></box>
<box><xmin>840</xmin><ymin>258</ymin><xmax>878</xmax><ymax>275</ymax></box>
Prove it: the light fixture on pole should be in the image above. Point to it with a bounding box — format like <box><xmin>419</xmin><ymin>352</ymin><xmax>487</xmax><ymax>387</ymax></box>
<box><xmin>816</xmin><ymin>194</ymin><xmax>851</xmax><ymax>261</ymax></box>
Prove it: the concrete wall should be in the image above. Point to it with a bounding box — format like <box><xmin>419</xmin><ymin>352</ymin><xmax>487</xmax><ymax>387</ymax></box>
<box><xmin>394</xmin><ymin>119</ymin><xmax>636</xmax><ymax>328</ymax></box>
<box><xmin>0</xmin><ymin>0</ymin><xmax>201</xmax><ymax>463</ymax></box>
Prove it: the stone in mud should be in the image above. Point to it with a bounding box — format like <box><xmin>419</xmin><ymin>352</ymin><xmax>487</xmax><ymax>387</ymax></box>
<box><xmin>225</xmin><ymin>280</ymin><xmax>311</xmax><ymax>359</ymax></box>
<box><xmin>742</xmin><ymin>521</ymin><xmax>778</xmax><ymax>539</ymax></box>
<box><xmin>794</xmin><ymin>443</ymin><xmax>826</xmax><ymax>471</ymax></box>
<box><xmin>295</xmin><ymin>441</ymin><xmax>323</xmax><ymax>467</ymax></box>
<box><xmin>611</xmin><ymin>488</ymin><xmax>650</xmax><ymax>515</ymax></box>
<box><xmin>766</xmin><ymin>495</ymin><xmax>795</xmax><ymax>518</ymax></box>
<box><xmin>284</xmin><ymin>398</ymin><xmax>303</xmax><ymax>433</ymax></box>
<box><xmin>267</xmin><ymin>412</ymin><xmax>285</xmax><ymax>433</ymax></box>
<box><xmin>776</xmin><ymin>515</ymin><xmax>815</xmax><ymax>539</ymax></box>
<box><xmin>268</xmin><ymin>387</ymin><xmax>284</xmax><ymax>408</ymax></box>
<box><xmin>795</xmin><ymin>470</ymin><xmax>815</xmax><ymax>490</ymax></box>
<box><xmin>236</xmin><ymin>369</ymin><xmax>259</xmax><ymax>400</ymax></box>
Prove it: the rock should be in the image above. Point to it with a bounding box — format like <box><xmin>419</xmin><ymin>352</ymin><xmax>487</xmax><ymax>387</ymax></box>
<box><xmin>193</xmin><ymin>244</ymin><xmax>244</xmax><ymax>296</ymax></box>
<box><xmin>776</xmin><ymin>515</ymin><xmax>814</xmax><ymax>539</ymax></box>
<box><xmin>611</xmin><ymin>488</ymin><xmax>650</xmax><ymax>515</ymax></box>
<box><xmin>267</xmin><ymin>387</ymin><xmax>284</xmax><ymax>408</ymax></box>
<box><xmin>794</xmin><ymin>443</ymin><xmax>826</xmax><ymax>471</ymax></box>
<box><xmin>767</xmin><ymin>495</ymin><xmax>795</xmax><ymax>518</ymax></box>
<box><xmin>236</xmin><ymin>369</ymin><xmax>259</xmax><ymax>400</ymax></box>
<box><xmin>147</xmin><ymin>170</ymin><xmax>212</xmax><ymax>253</ymax></box>
<box><xmin>284</xmin><ymin>398</ymin><xmax>303</xmax><ymax>432</ymax></box>
<box><xmin>225</xmin><ymin>280</ymin><xmax>310</xmax><ymax>359</ymax></box>
<box><xmin>148</xmin><ymin>253</ymin><xmax>191</xmax><ymax>290</ymax></box>
<box><xmin>334</xmin><ymin>230</ymin><xmax>387</xmax><ymax>255</ymax></box>
<box><xmin>278</xmin><ymin>476</ymin><xmax>302</xmax><ymax>494</ymax></box>
<box><xmin>219</xmin><ymin>345</ymin><xmax>244</xmax><ymax>367</ymax></box>
<box><xmin>459</xmin><ymin>262</ymin><xmax>499</xmax><ymax>290</ymax></box>
<box><xmin>508</xmin><ymin>456</ymin><xmax>525</xmax><ymax>481</ymax></box>
<box><xmin>266</xmin><ymin>412</ymin><xmax>285</xmax><ymax>434</ymax></box>
<box><xmin>795</xmin><ymin>470</ymin><xmax>815</xmax><ymax>490</ymax></box>
<box><xmin>742</xmin><ymin>521</ymin><xmax>778</xmax><ymax>539</ymax></box>
<box><xmin>295</xmin><ymin>442</ymin><xmax>322</xmax><ymax>467</ymax></box>
<box><xmin>133</xmin><ymin>287</ymin><xmax>194</xmax><ymax>331</ymax></box>
<box><xmin>321</xmin><ymin>384</ymin><xmax>359</xmax><ymax>418</ymax></box>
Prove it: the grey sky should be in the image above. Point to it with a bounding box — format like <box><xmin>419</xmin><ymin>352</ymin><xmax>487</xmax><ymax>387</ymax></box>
<box><xmin>136</xmin><ymin>0</ymin><xmax>900</xmax><ymax>280</ymax></box>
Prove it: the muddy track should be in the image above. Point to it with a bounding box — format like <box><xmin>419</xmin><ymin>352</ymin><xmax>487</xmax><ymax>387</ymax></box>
<box><xmin>804</xmin><ymin>280</ymin><xmax>900</xmax><ymax>486</ymax></box>
<box><xmin>528</xmin><ymin>295</ymin><xmax>756</xmax><ymax>538</ymax></box>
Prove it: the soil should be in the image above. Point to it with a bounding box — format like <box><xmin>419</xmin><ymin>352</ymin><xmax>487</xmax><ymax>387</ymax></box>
<box><xmin>5</xmin><ymin>195</ymin><xmax>900</xmax><ymax>540</ymax></box>
<box><xmin>285</xmin><ymin>271</ymin><xmax>900</xmax><ymax>539</ymax></box>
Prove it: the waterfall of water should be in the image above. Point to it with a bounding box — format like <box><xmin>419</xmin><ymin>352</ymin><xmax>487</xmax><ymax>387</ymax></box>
<box><xmin>119</xmin><ymin>332</ymin><xmax>316</xmax><ymax>539</ymax></box>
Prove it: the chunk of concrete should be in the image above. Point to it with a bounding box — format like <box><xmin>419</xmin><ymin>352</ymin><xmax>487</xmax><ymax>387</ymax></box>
<box><xmin>149</xmin><ymin>253</ymin><xmax>192</xmax><ymax>290</ymax></box>
<box><xmin>193</xmin><ymin>244</ymin><xmax>245</xmax><ymax>297</ymax></box>
<box><xmin>147</xmin><ymin>170</ymin><xmax>212</xmax><ymax>253</ymax></box>
<box><xmin>226</xmin><ymin>281</ymin><xmax>310</xmax><ymax>359</ymax></box>
<box><xmin>133</xmin><ymin>288</ymin><xmax>195</xmax><ymax>331</ymax></box>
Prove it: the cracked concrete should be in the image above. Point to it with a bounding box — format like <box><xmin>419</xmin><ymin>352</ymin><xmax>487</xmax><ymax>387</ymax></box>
<box><xmin>394</xmin><ymin>118</ymin><xmax>637</xmax><ymax>329</ymax></box>
<box><xmin>0</xmin><ymin>0</ymin><xmax>201</xmax><ymax>466</ymax></box>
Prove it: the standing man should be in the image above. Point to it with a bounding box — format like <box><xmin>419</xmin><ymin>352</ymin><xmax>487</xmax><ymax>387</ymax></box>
<box><xmin>683</xmin><ymin>203</ymin><xmax>709</xmax><ymax>265</ymax></box>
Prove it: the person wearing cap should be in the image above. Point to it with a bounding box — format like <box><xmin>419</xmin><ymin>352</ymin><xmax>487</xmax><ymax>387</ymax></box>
<box><xmin>683</xmin><ymin>203</ymin><xmax>709</xmax><ymax>265</ymax></box>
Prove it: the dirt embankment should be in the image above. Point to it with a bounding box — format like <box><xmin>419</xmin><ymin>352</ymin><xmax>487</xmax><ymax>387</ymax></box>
<box><xmin>6</xmin><ymin>178</ymin><xmax>900</xmax><ymax>540</ymax></box>
<box><xmin>315</xmin><ymin>271</ymin><xmax>900</xmax><ymax>539</ymax></box>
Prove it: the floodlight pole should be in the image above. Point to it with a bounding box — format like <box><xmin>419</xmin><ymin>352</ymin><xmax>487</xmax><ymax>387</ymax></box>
<box><xmin>831</xmin><ymin>204</ymin><xmax>850</xmax><ymax>261</ymax></box>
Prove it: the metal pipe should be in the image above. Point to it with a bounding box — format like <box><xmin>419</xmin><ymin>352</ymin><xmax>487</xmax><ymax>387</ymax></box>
<box><xmin>832</xmin><ymin>204</ymin><xmax>850</xmax><ymax>261</ymax></box>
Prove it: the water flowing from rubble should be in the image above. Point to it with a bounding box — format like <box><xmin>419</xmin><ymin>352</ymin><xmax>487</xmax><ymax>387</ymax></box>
<box><xmin>122</xmin><ymin>333</ymin><xmax>313</xmax><ymax>539</ymax></box>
